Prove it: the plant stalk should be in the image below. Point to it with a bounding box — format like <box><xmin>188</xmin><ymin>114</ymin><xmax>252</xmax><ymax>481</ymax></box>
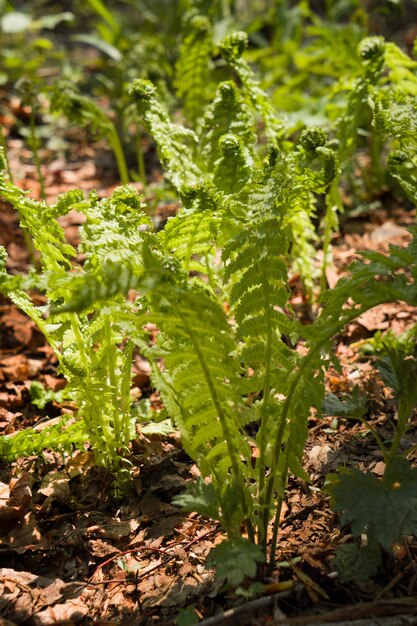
<box><xmin>108</xmin><ymin>126</ymin><xmax>130</xmax><ymax>184</ymax></box>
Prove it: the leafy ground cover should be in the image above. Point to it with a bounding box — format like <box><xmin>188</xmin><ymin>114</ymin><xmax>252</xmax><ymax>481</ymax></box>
<box><xmin>1</xmin><ymin>1</ymin><xmax>417</xmax><ymax>624</ymax></box>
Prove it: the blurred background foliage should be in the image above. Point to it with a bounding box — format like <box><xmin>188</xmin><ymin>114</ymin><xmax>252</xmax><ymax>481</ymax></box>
<box><xmin>0</xmin><ymin>0</ymin><xmax>416</xmax><ymax>193</ymax></box>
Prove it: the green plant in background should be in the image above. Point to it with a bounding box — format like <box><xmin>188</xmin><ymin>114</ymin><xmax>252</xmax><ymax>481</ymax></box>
<box><xmin>0</xmin><ymin>6</ymin><xmax>74</xmax><ymax>190</ymax></box>
<box><xmin>50</xmin><ymin>81</ymin><xmax>130</xmax><ymax>184</ymax></box>
<box><xmin>0</xmin><ymin>6</ymin><xmax>73</xmax><ymax>87</ymax></box>
<box><xmin>175</xmin><ymin>14</ymin><xmax>214</xmax><ymax>125</ymax></box>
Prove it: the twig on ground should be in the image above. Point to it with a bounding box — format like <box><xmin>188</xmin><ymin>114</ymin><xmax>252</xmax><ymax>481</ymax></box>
<box><xmin>196</xmin><ymin>587</ymin><xmax>296</xmax><ymax>626</ymax></box>
<box><xmin>88</xmin><ymin>525</ymin><xmax>218</xmax><ymax>583</ymax></box>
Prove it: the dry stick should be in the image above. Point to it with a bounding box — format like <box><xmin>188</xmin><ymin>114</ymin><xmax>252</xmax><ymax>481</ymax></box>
<box><xmin>88</xmin><ymin>525</ymin><xmax>218</xmax><ymax>583</ymax></box>
<box><xmin>374</xmin><ymin>560</ymin><xmax>414</xmax><ymax>601</ymax></box>
<box><xmin>195</xmin><ymin>587</ymin><xmax>297</xmax><ymax>626</ymax></box>
<box><xmin>273</xmin><ymin>599</ymin><xmax>417</xmax><ymax>626</ymax></box>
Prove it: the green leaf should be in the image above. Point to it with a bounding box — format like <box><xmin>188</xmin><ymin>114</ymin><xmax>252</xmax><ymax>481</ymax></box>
<box><xmin>333</xmin><ymin>541</ymin><xmax>381</xmax><ymax>583</ymax></box>
<box><xmin>330</xmin><ymin>459</ymin><xmax>417</xmax><ymax>550</ymax></box>
<box><xmin>377</xmin><ymin>349</ymin><xmax>417</xmax><ymax>409</ymax></box>
<box><xmin>322</xmin><ymin>386</ymin><xmax>367</xmax><ymax>418</ymax></box>
<box><xmin>176</xmin><ymin>607</ymin><xmax>199</xmax><ymax>626</ymax></box>
<box><xmin>34</xmin><ymin>12</ymin><xmax>74</xmax><ymax>30</ymax></box>
<box><xmin>207</xmin><ymin>539</ymin><xmax>264</xmax><ymax>585</ymax></box>
<box><xmin>173</xmin><ymin>478</ymin><xmax>220</xmax><ymax>520</ymax></box>
<box><xmin>29</xmin><ymin>381</ymin><xmax>65</xmax><ymax>409</ymax></box>
<box><xmin>71</xmin><ymin>34</ymin><xmax>122</xmax><ymax>61</ymax></box>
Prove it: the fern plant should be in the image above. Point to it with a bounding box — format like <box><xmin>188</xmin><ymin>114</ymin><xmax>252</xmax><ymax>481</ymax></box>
<box><xmin>175</xmin><ymin>13</ymin><xmax>214</xmax><ymax>125</ymax></box>
<box><xmin>50</xmin><ymin>80</ymin><xmax>130</xmax><ymax>184</ymax></box>
<box><xmin>0</xmin><ymin>151</ymin><xmax>151</xmax><ymax>481</ymax></box>
<box><xmin>218</xmin><ymin>31</ymin><xmax>284</xmax><ymax>143</ymax></box>
<box><xmin>51</xmin><ymin>163</ymin><xmax>417</xmax><ymax>581</ymax></box>
<box><xmin>1</xmin><ymin>8</ymin><xmax>417</xmax><ymax>584</ymax></box>
<box><xmin>2</xmin><ymin>135</ymin><xmax>416</xmax><ymax>582</ymax></box>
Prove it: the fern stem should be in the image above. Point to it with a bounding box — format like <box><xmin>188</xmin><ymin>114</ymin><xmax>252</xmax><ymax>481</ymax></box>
<box><xmin>268</xmin><ymin>463</ymin><xmax>288</xmax><ymax>573</ymax></box>
<box><xmin>262</xmin><ymin>301</ymin><xmax>384</xmax><ymax>568</ymax></box>
<box><xmin>0</xmin><ymin>130</ymin><xmax>13</xmax><ymax>183</ymax></box>
<box><xmin>121</xmin><ymin>340</ymin><xmax>134</xmax><ymax>449</ymax></box>
<box><xmin>29</xmin><ymin>103</ymin><xmax>46</xmax><ymax>202</ymax></box>
<box><xmin>352</xmin><ymin>414</ymin><xmax>388</xmax><ymax>463</ymax></box>
<box><xmin>136</xmin><ymin>131</ymin><xmax>146</xmax><ymax>185</ymax></box>
<box><xmin>70</xmin><ymin>314</ymin><xmax>89</xmax><ymax>370</ymax></box>
<box><xmin>221</xmin><ymin>0</ymin><xmax>232</xmax><ymax>18</ymax></box>
<box><xmin>108</xmin><ymin>126</ymin><xmax>129</xmax><ymax>185</ymax></box>
<box><xmin>388</xmin><ymin>397</ymin><xmax>412</xmax><ymax>465</ymax></box>
<box><xmin>69</xmin><ymin>314</ymin><xmax>118</xmax><ymax>467</ymax></box>
<box><xmin>257</xmin><ymin>271</ymin><xmax>273</xmax><ymax>544</ymax></box>
<box><xmin>104</xmin><ymin>315</ymin><xmax>122</xmax><ymax>446</ymax></box>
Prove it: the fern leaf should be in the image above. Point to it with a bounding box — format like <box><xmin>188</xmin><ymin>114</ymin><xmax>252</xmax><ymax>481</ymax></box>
<box><xmin>200</xmin><ymin>80</ymin><xmax>256</xmax><ymax>168</ymax></box>
<box><xmin>212</xmin><ymin>134</ymin><xmax>252</xmax><ymax>194</ymax></box>
<box><xmin>0</xmin><ymin>172</ymin><xmax>81</xmax><ymax>272</ymax></box>
<box><xmin>80</xmin><ymin>185</ymin><xmax>152</xmax><ymax>269</ymax></box>
<box><xmin>51</xmin><ymin>81</ymin><xmax>113</xmax><ymax>138</ymax></box>
<box><xmin>175</xmin><ymin>14</ymin><xmax>213</xmax><ymax>124</ymax></box>
<box><xmin>219</xmin><ymin>31</ymin><xmax>284</xmax><ymax>142</ymax></box>
<box><xmin>129</xmin><ymin>79</ymin><xmax>201</xmax><ymax>191</ymax></box>
<box><xmin>162</xmin><ymin>179</ymin><xmax>232</xmax><ymax>275</ymax></box>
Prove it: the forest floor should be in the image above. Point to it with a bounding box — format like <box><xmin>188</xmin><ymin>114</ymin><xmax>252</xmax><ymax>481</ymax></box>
<box><xmin>0</xmin><ymin>134</ymin><xmax>417</xmax><ymax>626</ymax></box>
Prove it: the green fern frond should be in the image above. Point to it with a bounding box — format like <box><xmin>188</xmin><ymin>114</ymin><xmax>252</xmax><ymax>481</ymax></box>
<box><xmin>387</xmin><ymin>150</ymin><xmax>417</xmax><ymax>204</ymax></box>
<box><xmin>80</xmin><ymin>185</ymin><xmax>152</xmax><ymax>270</ymax></box>
<box><xmin>200</xmin><ymin>81</ymin><xmax>256</xmax><ymax>168</ymax></box>
<box><xmin>0</xmin><ymin>418</ymin><xmax>87</xmax><ymax>461</ymax></box>
<box><xmin>162</xmin><ymin>179</ymin><xmax>227</xmax><ymax>274</ymax></box>
<box><xmin>212</xmin><ymin>134</ymin><xmax>252</xmax><ymax>194</ymax></box>
<box><xmin>219</xmin><ymin>31</ymin><xmax>284</xmax><ymax>142</ymax></box>
<box><xmin>129</xmin><ymin>79</ymin><xmax>201</xmax><ymax>191</ymax></box>
<box><xmin>384</xmin><ymin>42</ymin><xmax>417</xmax><ymax>96</ymax></box>
<box><xmin>51</xmin><ymin>81</ymin><xmax>129</xmax><ymax>183</ymax></box>
<box><xmin>0</xmin><ymin>168</ymin><xmax>82</xmax><ymax>271</ymax></box>
<box><xmin>175</xmin><ymin>14</ymin><xmax>213</xmax><ymax>124</ymax></box>
<box><xmin>372</xmin><ymin>91</ymin><xmax>417</xmax><ymax>203</ymax></box>
<box><xmin>145</xmin><ymin>280</ymin><xmax>253</xmax><ymax>536</ymax></box>
<box><xmin>51</xmin><ymin>81</ymin><xmax>113</xmax><ymax>138</ymax></box>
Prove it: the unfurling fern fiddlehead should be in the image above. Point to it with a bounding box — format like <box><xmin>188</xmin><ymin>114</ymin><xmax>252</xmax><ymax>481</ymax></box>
<box><xmin>219</xmin><ymin>31</ymin><xmax>284</xmax><ymax>142</ymax></box>
<box><xmin>129</xmin><ymin>79</ymin><xmax>201</xmax><ymax>191</ymax></box>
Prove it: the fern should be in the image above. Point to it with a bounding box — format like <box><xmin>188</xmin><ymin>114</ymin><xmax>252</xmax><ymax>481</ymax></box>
<box><xmin>0</xmin><ymin>156</ymin><xmax>153</xmax><ymax>480</ymax></box>
<box><xmin>219</xmin><ymin>31</ymin><xmax>284</xmax><ymax>142</ymax></box>
<box><xmin>175</xmin><ymin>14</ymin><xmax>214</xmax><ymax>124</ymax></box>
<box><xmin>143</xmin><ymin>269</ymin><xmax>254</xmax><ymax>539</ymax></box>
<box><xmin>0</xmin><ymin>417</ymin><xmax>87</xmax><ymax>461</ymax></box>
<box><xmin>212</xmin><ymin>134</ymin><xmax>252</xmax><ymax>194</ymax></box>
<box><xmin>51</xmin><ymin>81</ymin><xmax>129</xmax><ymax>184</ymax></box>
<box><xmin>162</xmin><ymin>179</ymin><xmax>229</xmax><ymax>276</ymax></box>
<box><xmin>129</xmin><ymin>79</ymin><xmax>201</xmax><ymax>191</ymax></box>
<box><xmin>2</xmin><ymin>9</ymin><xmax>417</xmax><ymax>584</ymax></box>
<box><xmin>200</xmin><ymin>80</ymin><xmax>256</xmax><ymax>168</ymax></box>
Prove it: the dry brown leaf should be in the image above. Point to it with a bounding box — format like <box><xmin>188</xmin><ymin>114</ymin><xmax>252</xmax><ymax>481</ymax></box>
<box><xmin>8</xmin><ymin>472</ymin><xmax>33</xmax><ymax>509</ymax></box>
<box><xmin>0</xmin><ymin>354</ymin><xmax>30</xmax><ymax>380</ymax></box>
<box><xmin>31</xmin><ymin>597</ymin><xmax>89</xmax><ymax>626</ymax></box>
<box><xmin>87</xmin><ymin>519</ymin><xmax>139</xmax><ymax>540</ymax></box>
<box><xmin>0</xmin><ymin>512</ymin><xmax>42</xmax><ymax>548</ymax></box>
<box><xmin>39</xmin><ymin>471</ymin><xmax>71</xmax><ymax>500</ymax></box>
